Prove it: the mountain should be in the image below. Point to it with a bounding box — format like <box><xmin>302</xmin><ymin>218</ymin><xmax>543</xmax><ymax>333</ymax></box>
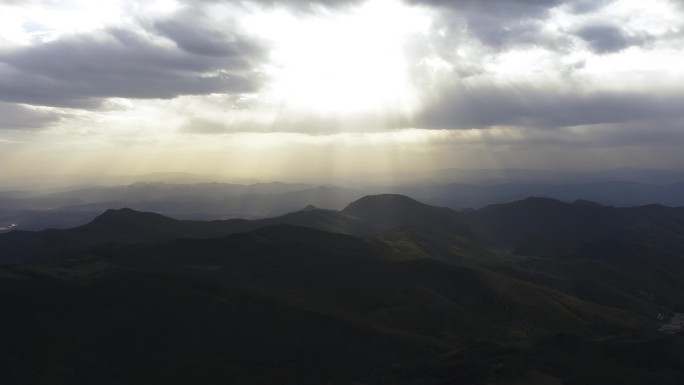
<box><xmin>529</xmin><ymin>240</ymin><xmax>684</xmax><ymax>312</ymax></box>
<box><xmin>395</xmin><ymin>180</ymin><xmax>684</xmax><ymax>209</ymax></box>
<box><xmin>6</xmin><ymin>193</ymin><xmax>684</xmax><ymax>264</ymax></box>
<box><xmin>5</xmin><ymin>194</ymin><xmax>684</xmax><ymax>383</ymax></box>
<box><xmin>7</xmin><ymin>177</ymin><xmax>684</xmax><ymax>232</ymax></box>
<box><xmin>0</xmin><ymin>183</ymin><xmax>365</xmax><ymax>231</ymax></box>
<box><xmin>464</xmin><ymin>197</ymin><xmax>684</xmax><ymax>257</ymax></box>
<box><xmin>0</xmin><ymin>208</ymin><xmax>237</xmax><ymax>264</ymax></box>
<box><xmin>483</xmin><ymin>240</ymin><xmax>684</xmax><ymax>319</ymax></box>
<box><xmin>0</xmin><ymin>204</ymin><xmax>382</xmax><ymax>264</ymax></box>
<box><xmin>254</xmin><ymin>207</ymin><xmax>381</xmax><ymax>236</ymax></box>
<box><xmin>0</xmin><ymin>224</ymin><xmax>662</xmax><ymax>385</ymax></box>
<box><xmin>342</xmin><ymin>194</ymin><xmax>469</xmax><ymax>232</ymax></box>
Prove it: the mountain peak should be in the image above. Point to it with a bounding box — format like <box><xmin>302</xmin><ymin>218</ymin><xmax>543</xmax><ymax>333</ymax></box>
<box><xmin>96</xmin><ymin>207</ymin><xmax>141</xmax><ymax>218</ymax></box>
<box><xmin>90</xmin><ymin>207</ymin><xmax>176</xmax><ymax>227</ymax></box>
<box><xmin>300</xmin><ymin>204</ymin><xmax>320</xmax><ymax>212</ymax></box>
<box><xmin>342</xmin><ymin>194</ymin><xmax>426</xmax><ymax>216</ymax></box>
<box><xmin>342</xmin><ymin>194</ymin><xmax>464</xmax><ymax>230</ymax></box>
<box><xmin>344</xmin><ymin>194</ymin><xmax>422</xmax><ymax>209</ymax></box>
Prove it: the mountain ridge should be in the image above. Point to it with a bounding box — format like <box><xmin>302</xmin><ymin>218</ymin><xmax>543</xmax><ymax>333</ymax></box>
<box><xmin>5</xmin><ymin>194</ymin><xmax>684</xmax><ymax>264</ymax></box>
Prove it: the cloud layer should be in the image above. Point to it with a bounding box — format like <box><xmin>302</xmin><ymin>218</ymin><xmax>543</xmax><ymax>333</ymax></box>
<box><xmin>0</xmin><ymin>8</ymin><xmax>266</xmax><ymax>109</ymax></box>
<box><xmin>0</xmin><ymin>0</ymin><xmax>683</xmax><ymax>175</ymax></box>
<box><xmin>0</xmin><ymin>102</ymin><xmax>62</xmax><ymax>130</ymax></box>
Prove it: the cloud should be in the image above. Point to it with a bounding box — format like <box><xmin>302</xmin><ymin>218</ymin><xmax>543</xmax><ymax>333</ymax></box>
<box><xmin>236</xmin><ymin>0</ymin><xmax>363</xmax><ymax>11</ymax></box>
<box><xmin>407</xmin><ymin>0</ymin><xmax>615</xmax><ymax>49</ymax></box>
<box><xmin>408</xmin><ymin>0</ymin><xmax>613</xmax><ymax>18</ymax></box>
<box><xmin>180</xmin><ymin>118</ymin><xmax>233</xmax><ymax>134</ymax></box>
<box><xmin>0</xmin><ymin>102</ymin><xmax>62</xmax><ymax>130</ymax></box>
<box><xmin>461</xmin><ymin>119</ymin><xmax>684</xmax><ymax>149</ymax></box>
<box><xmin>584</xmin><ymin>118</ymin><xmax>684</xmax><ymax>148</ymax></box>
<box><xmin>566</xmin><ymin>0</ymin><xmax>614</xmax><ymax>13</ymax></box>
<box><xmin>574</xmin><ymin>23</ymin><xmax>641</xmax><ymax>53</ymax></box>
<box><xmin>1</xmin><ymin>1</ymin><xmax>681</xmax><ymax>134</ymax></box>
<box><xmin>669</xmin><ymin>0</ymin><xmax>684</xmax><ymax>9</ymax></box>
<box><xmin>179</xmin><ymin>108</ymin><xmax>411</xmax><ymax>135</ymax></box>
<box><xmin>153</xmin><ymin>10</ymin><xmax>265</xmax><ymax>58</ymax></box>
<box><xmin>0</xmin><ymin>17</ymin><xmax>267</xmax><ymax>108</ymax></box>
<box><xmin>414</xmin><ymin>81</ymin><xmax>684</xmax><ymax>130</ymax></box>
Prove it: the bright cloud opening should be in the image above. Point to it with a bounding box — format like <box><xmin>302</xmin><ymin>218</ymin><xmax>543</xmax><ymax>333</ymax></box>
<box><xmin>249</xmin><ymin>0</ymin><xmax>429</xmax><ymax>115</ymax></box>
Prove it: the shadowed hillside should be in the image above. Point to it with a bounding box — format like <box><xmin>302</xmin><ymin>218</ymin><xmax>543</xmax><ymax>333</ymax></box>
<box><xmin>465</xmin><ymin>197</ymin><xmax>684</xmax><ymax>257</ymax></box>
<box><xmin>0</xmin><ymin>225</ymin><xmax>667</xmax><ymax>385</ymax></box>
<box><xmin>3</xmin><ymin>194</ymin><xmax>684</xmax><ymax>383</ymax></box>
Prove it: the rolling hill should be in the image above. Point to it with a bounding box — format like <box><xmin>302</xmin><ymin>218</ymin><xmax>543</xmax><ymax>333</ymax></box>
<box><xmin>0</xmin><ymin>224</ymin><xmax>664</xmax><ymax>385</ymax></box>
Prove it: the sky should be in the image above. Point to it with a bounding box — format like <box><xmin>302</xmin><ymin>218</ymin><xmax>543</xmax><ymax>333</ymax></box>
<box><xmin>1</xmin><ymin>0</ymin><xmax>683</xmax><ymax>183</ymax></box>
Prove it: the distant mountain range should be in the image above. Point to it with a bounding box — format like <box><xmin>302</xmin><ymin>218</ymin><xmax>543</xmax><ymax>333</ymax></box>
<box><xmin>0</xmin><ymin>183</ymin><xmax>366</xmax><ymax>231</ymax></box>
<box><xmin>4</xmin><ymin>168</ymin><xmax>684</xmax><ymax>190</ymax></box>
<box><xmin>3</xmin><ymin>178</ymin><xmax>684</xmax><ymax>232</ymax></box>
<box><xmin>397</xmin><ymin>180</ymin><xmax>684</xmax><ymax>209</ymax></box>
<box><xmin>395</xmin><ymin>167</ymin><xmax>684</xmax><ymax>185</ymax></box>
<box><xmin>4</xmin><ymin>194</ymin><xmax>684</xmax><ymax>263</ymax></box>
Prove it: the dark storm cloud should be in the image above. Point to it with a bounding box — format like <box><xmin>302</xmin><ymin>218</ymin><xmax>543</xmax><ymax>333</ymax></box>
<box><xmin>415</xmin><ymin>83</ymin><xmax>684</xmax><ymax>130</ymax></box>
<box><xmin>574</xmin><ymin>24</ymin><xmax>639</xmax><ymax>53</ymax></box>
<box><xmin>0</xmin><ymin>19</ymin><xmax>266</xmax><ymax>108</ymax></box>
<box><xmin>0</xmin><ymin>102</ymin><xmax>61</xmax><ymax>130</ymax></box>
